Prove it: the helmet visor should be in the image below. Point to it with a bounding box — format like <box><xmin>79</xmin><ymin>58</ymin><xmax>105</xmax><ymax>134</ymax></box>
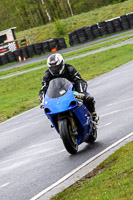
<box><xmin>49</xmin><ymin>64</ymin><xmax>62</xmax><ymax>75</ymax></box>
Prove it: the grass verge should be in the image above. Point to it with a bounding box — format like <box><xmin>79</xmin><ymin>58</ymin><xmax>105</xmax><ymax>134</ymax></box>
<box><xmin>63</xmin><ymin>36</ymin><xmax>133</xmax><ymax>59</ymax></box>
<box><xmin>0</xmin><ymin>44</ymin><xmax>133</xmax><ymax>122</ymax></box>
<box><xmin>51</xmin><ymin>141</ymin><xmax>133</xmax><ymax>200</ymax></box>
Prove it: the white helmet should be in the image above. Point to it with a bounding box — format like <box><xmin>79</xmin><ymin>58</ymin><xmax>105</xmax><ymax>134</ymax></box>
<box><xmin>47</xmin><ymin>53</ymin><xmax>65</xmax><ymax>76</ymax></box>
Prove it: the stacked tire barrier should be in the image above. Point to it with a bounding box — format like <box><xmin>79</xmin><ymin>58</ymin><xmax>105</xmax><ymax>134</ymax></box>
<box><xmin>84</xmin><ymin>26</ymin><xmax>94</xmax><ymax>40</ymax></box>
<box><xmin>127</xmin><ymin>13</ymin><xmax>133</xmax><ymax>28</ymax></box>
<box><xmin>120</xmin><ymin>15</ymin><xmax>130</xmax><ymax>30</ymax></box>
<box><xmin>68</xmin><ymin>13</ymin><xmax>133</xmax><ymax>46</ymax></box>
<box><xmin>13</xmin><ymin>49</ymin><xmax>22</xmax><ymax>61</ymax></box>
<box><xmin>106</xmin><ymin>21</ymin><xmax>115</xmax><ymax>34</ymax></box>
<box><xmin>112</xmin><ymin>18</ymin><xmax>123</xmax><ymax>32</ymax></box>
<box><xmin>27</xmin><ymin>45</ymin><xmax>36</xmax><ymax>58</ymax></box>
<box><xmin>75</xmin><ymin>28</ymin><xmax>87</xmax><ymax>43</ymax></box>
<box><xmin>0</xmin><ymin>37</ymin><xmax>67</xmax><ymax>66</ymax></box>
<box><xmin>98</xmin><ymin>21</ymin><xmax>108</xmax><ymax>36</ymax></box>
<box><xmin>0</xmin><ymin>54</ymin><xmax>9</xmax><ymax>65</ymax></box>
<box><xmin>6</xmin><ymin>52</ymin><xmax>16</xmax><ymax>63</ymax></box>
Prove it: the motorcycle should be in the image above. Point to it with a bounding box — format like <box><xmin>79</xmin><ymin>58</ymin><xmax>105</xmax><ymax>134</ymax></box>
<box><xmin>43</xmin><ymin>78</ymin><xmax>97</xmax><ymax>154</ymax></box>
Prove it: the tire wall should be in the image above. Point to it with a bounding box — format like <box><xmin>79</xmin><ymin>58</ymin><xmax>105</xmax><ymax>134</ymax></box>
<box><xmin>68</xmin><ymin>12</ymin><xmax>133</xmax><ymax>46</ymax></box>
<box><xmin>0</xmin><ymin>37</ymin><xmax>67</xmax><ymax>66</ymax></box>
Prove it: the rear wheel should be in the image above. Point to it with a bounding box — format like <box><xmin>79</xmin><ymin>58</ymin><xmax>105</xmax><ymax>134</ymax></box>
<box><xmin>59</xmin><ymin>118</ymin><xmax>78</xmax><ymax>154</ymax></box>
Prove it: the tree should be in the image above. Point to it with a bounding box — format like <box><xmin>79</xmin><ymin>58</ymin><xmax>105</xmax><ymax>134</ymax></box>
<box><xmin>67</xmin><ymin>0</ymin><xmax>74</xmax><ymax>16</ymax></box>
<box><xmin>0</xmin><ymin>0</ymin><xmax>127</xmax><ymax>32</ymax></box>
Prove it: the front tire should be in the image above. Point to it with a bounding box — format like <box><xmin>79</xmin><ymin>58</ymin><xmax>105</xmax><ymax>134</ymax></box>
<box><xmin>59</xmin><ymin>118</ymin><xmax>78</xmax><ymax>154</ymax></box>
<box><xmin>87</xmin><ymin>127</ymin><xmax>97</xmax><ymax>144</ymax></box>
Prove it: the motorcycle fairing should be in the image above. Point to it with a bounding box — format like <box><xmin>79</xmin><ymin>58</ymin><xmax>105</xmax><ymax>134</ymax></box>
<box><xmin>44</xmin><ymin>84</ymin><xmax>78</xmax><ymax>114</ymax></box>
<box><xmin>72</xmin><ymin>105</ymin><xmax>93</xmax><ymax>144</ymax></box>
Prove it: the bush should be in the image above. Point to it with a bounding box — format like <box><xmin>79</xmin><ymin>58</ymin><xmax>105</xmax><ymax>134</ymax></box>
<box><xmin>54</xmin><ymin>19</ymin><xmax>66</xmax><ymax>37</ymax></box>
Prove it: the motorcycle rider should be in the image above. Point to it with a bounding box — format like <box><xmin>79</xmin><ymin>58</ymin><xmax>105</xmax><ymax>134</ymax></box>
<box><xmin>39</xmin><ymin>53</ymin><xmax>99</xmax><ymax>123</ymax></box>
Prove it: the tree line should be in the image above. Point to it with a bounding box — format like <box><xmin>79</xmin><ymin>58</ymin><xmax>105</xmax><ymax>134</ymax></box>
<box><xmin>0</xmin><ymin>0</ymin><xmax>126</xmax><ymax>32</ymax></box>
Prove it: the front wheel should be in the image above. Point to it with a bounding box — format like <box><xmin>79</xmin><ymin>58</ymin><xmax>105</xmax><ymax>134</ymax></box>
<box><xmin>59</xmin><ymin>118</ymin><xmax>78</xmax><ymax>154</ymax></box>
<box><xmin>87</xmin><ymin>127</ymin><xmax>97</xmax><ymax>144</ymax></box>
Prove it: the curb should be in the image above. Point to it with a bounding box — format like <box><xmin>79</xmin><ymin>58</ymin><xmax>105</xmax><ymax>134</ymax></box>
<box><xmin>30</xmin><ymin>132</ymin><xmax>133</xmax><ymax>200</ymax></box>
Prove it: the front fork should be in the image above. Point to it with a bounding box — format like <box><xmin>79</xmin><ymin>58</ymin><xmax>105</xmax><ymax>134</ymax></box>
<box><xmin>57</xmin><ymin>112</ymin><xmax>78</xmax><ymax>134</ymax></box>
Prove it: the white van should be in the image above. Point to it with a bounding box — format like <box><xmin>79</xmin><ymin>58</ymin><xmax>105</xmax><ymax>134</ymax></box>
<box><xmin>0</xmin><ymin>27</ymin><xmax>18</xmax><ymax>55</ymax></box>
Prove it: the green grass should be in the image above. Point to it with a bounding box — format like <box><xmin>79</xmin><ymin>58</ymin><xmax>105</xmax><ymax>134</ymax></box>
<box><xmin>0</xmin><ymin>44</ymin><xmax>133</xmax><ymax>122</ymax></box>
<box><xmin>63</xmin><ymin>35</ymin><xmax>133</xmax><ymax>59</ymax></box>
<box><xmin>0</xmin><ymin>70</ymin><xmax>43</xmax><ymax>122</ymax></box>
<box><xmin>67</xmin><ymin>44</ymin><xmax>133</xmax><ymax>81</ymax></box>
<box><xmin>15</xmin><ymin>0</ymin><xmax>133</xmax><ymax>46</ymax></box>
<box><xmin>1</xmin><ymin>34</ymin><xmax>133</xmax><ymax>77</ymax></box>
<box><xmin>51</xmin><ymin>141</ymin><xmax>133</xmax><ymax>200</ymax></box>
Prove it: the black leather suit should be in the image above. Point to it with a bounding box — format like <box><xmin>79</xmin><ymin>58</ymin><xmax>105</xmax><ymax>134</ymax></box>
<box><xmin>39</xmin><ymin>64</ymin><xmax>95</xmax><ymax>113</ymax></box>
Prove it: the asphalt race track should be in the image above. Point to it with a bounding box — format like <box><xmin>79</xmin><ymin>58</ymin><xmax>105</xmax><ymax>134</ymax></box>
<box><xmin>0</xmin><ymin>59</ymin><xmax>133</xmax><ymax>199</ymax></box>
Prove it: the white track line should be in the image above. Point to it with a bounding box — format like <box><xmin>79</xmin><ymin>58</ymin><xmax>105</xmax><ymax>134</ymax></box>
<box><xmin>100</xmin><ymin>105</ymin><xmax>133</xmax><ymax>117</ymax></box>
<box><xmin>98</xmin><ymin>122</ymin><xmax>112</xmax><ymax>128</ymax></box>
<box><xmin>0</xmin><ymin>182</ymin><xmax>10</xmax><ymax>188</ymax></box>
<box><xmin>107</xmin><ymin>97</ymin><xmax>133</xmax><ymax>106</ymax></box>
<box><xmin>30</xmin><ymin>131</ymin><xmax>133</xmax><ymax>200</ymax></box>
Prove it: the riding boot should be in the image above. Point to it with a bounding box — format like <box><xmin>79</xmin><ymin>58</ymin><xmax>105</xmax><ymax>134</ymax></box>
<box><xmin>84</xmin><ymin>93</ymin><xmax>99</xmax><ymax>123</ymax></box>
<box><xmin>91</xmin><ymin>112</ymin><xmax>99</xmax><ymax>123</ymax></box>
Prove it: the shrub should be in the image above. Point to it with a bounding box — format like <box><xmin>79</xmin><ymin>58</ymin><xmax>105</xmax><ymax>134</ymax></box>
<box><xmin>54</xmin><ymin>19</ymin><xmax>66</xmax><ymax>37</ymax></box>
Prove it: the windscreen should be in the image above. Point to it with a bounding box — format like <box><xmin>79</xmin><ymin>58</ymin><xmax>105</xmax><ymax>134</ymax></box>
<box><xmin>47</xmin><ymin>78</ymin><xmax>71</xmax><ymax>98</ymax></box>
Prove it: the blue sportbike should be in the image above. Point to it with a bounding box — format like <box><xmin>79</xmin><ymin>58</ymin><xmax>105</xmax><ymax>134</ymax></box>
<box><xmin>44</xmin><ymin>78</ymin><xmax>97</xmax><ymax>154</ymax></box>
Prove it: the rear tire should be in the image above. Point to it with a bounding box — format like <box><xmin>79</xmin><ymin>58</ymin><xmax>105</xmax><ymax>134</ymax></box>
<box><xmin>59</xmin><ymin>118</ymin><xmax>78</xmax><ymax>154</ymax></box>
